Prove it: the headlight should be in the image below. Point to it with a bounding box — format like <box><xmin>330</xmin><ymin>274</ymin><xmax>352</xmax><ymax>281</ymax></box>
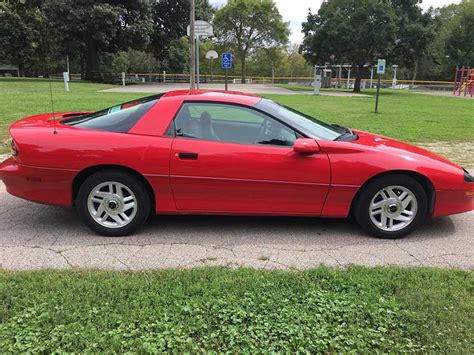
<box><xmin>8</xmin><ymin>138</ymin><xmax>18</xmax><ymax>157</ymax></box>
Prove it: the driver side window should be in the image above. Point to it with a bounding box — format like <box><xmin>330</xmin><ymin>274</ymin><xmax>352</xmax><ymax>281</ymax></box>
<box><xmin>174</xmin><ymin>102</ymin><xmax>297</xmax><ymax>147</ymax></box>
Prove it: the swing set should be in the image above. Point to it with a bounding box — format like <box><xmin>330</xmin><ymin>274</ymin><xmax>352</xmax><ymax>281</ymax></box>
<box><xmin>453</xmin><ymin>66</ymin><xmax>473</xmax><ymax>97</ymax></box>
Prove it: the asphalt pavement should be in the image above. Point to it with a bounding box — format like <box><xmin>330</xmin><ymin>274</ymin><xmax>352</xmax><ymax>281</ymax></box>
<box><xmin>1</xmin><ymin>180</ymin><xmax>472</xmax><ymax>270</ymax></box>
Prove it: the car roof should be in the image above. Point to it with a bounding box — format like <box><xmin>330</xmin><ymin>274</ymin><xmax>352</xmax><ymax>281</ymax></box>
<box><xmin>162</xmin><ymin>89</ymin><xmax>262</xmax><ymax>106</ymax></box>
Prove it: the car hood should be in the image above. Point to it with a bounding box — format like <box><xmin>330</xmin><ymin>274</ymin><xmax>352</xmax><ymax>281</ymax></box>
<box><xmin>352</xmin><ymin>130</ymin><xmax>461</xmax><ymax>169</ymax></box>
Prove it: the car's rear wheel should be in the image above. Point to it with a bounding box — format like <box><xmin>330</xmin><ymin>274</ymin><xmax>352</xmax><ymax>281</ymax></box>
<box><xmin>76</xmin><ymin>170</ymin><xmax>150</xmax><ymax>236</ymax></box>
<box><xmin>353</xmin><ymin>174</ymin><xmax>428</xmax><ymax>239</ymax></box>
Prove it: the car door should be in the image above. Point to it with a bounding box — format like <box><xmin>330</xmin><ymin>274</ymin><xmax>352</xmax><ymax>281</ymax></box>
<box><xmin>169</xmin><ymin>102</ymin><xmax>331</xmax><ymax>215</ymax></box>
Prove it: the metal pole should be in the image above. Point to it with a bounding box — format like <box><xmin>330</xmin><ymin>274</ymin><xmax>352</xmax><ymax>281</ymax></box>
<box><xmin>225</xmin><ymin>69</ymin><xmax>228</xmax><ymax>91</ymax></box>
<box><xmin>347</xmin><ymin>68</ymin><xmax>351</xmax><ymax>89</ymax></box>
<box><xmin>337</xmin><ymin>64</ymin><xmax>342</xmax><ymax>89</ymax></box>
<box><xmin>453</xmin><ymin>66</ymin><xmax>459</xmax><ymax>96</ymax></box>
<box><xmin>189</xmin><ymin>0</ymin><xmax>195</xmax><ymax>89</ymax></box>
<box><xmin>196</xmin><ymin>35</ymin><xmax>200</xmax><ymax>89</ymax></box>
<box><xmin>209</xmin><ymin>58</ymin><xmax>212</xmax><ymax>81</ymax></box>
<box><xmin>375</xmin><ymin>74</ymin><xmax>381</xmax><ymax>113</ymax></box>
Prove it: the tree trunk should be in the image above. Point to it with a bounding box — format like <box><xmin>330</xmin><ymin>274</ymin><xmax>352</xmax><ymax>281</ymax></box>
<box><xmin>18</xmin><ymin>64</ymin><xmax>25</xmax><ymax>77</ymax></box>
<box><xmin>85</xmin><ymin>37</ymin><xmax>99</xmax><ymax>81</ymax></box>
<box><xmin>353</xmin><ymin>65</ymin><xmax>363</xmax><ymax>93</ymax></box>
<box><xmin>240</xmin><ymin>54</ymin><xmax>246</xmax><ymax>84</ymax></box>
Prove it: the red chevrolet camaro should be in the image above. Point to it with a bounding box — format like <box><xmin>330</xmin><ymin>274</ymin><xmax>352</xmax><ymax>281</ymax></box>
<box><xmin>0</xmin><ymin>90</ymin><xmax>472</xmax><ymax>238</ymax></box>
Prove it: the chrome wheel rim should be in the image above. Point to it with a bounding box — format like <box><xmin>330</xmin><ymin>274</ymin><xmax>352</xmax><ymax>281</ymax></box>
<box><xmin>369</xmin><ymin>185</ymin><xmax>417</xmax><ymax>232</ymax></box>
<box><xmin>87</xmin><ymin>182</ymin><xmax>137</xmax><ymax>229</ymax></box>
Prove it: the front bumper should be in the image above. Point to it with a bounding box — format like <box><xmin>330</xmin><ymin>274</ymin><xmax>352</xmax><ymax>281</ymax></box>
<box><xmin>0</xmin><ymin>157</ymin><xmax>76</xmax><ymax>206</ymax></box>
<box><xmin>433</xmin><ymin>182</ymin><xmax>474</xmax><ymax>217</ymax></box>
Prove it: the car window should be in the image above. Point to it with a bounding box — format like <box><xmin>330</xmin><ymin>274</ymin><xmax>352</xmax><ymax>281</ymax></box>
<box><xmin>256</xmin><ymin>99</ymin><xmax>343</xmax><ymax>140</ymax></box>
<box><xmin>174</xmin><ymin>102</ymin><xmax>296</xmax><ymax>147</ymax></box>
<box><xmin>62</xmin><ymin>94</ymin><xmax>163</xmax><ymax>133</ymax></box>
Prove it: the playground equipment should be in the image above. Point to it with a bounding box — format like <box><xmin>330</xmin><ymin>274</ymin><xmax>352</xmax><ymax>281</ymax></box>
<box><xmin>453</xmin><ymin>66</ymin><xmax>473</xmax><ymax>97</ymax></box>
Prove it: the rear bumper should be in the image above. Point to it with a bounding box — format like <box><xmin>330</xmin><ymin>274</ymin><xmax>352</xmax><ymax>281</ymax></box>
<box><xmin>0</xmin><ymin>157</ymin><xmax>76</xmax><ymax>206</ymax></box>
<box><xmin>433</xmin><ymin>187</ymin><xmax>474</xmax><ymax>217</ymax></box>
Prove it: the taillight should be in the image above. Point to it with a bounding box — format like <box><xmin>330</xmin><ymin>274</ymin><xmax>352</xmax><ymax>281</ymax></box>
<box><xmin>9</xmin><ymin>138</ymin><xmax>18</xmax><ymax>156</ymax></box>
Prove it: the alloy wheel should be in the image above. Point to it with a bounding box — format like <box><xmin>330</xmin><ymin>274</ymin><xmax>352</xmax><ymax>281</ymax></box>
<box><xmin>87</xmin><ymin>181</ymin><xmax>137</xmax><ymax>228</ymax></box>
<box><xmin>369</xmin><ymin>185</ymin><xmax>418</xmax><ymax>232</ymax></box>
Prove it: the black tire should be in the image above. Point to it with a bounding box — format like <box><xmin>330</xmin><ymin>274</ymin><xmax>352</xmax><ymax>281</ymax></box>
<box><xmin>76</xmin><ymin>170</ymin><xmax>150</xmax><ymax>236</ymax></box>
<box><xmin>353</xmin><ymin>174</ymin><xmax>428</xmax><ymax>239</ymax></box>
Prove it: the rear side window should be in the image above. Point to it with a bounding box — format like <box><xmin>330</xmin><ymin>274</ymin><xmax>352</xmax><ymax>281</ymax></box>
<box><xmin>62</xmin><ymin>94</ymin><xmax>162</xmax><ymax>133</ymax></box>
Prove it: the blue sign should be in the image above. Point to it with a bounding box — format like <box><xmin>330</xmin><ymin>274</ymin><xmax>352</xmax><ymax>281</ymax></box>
<box><xmin>377</xmin><ymin>59</ymin><xmax>386</xmax><ymax>74</ymax></box>
<box><xmin>221</xmin><ymin>52</ymin><xmax>232</xmax><ymax>69</ymax></box>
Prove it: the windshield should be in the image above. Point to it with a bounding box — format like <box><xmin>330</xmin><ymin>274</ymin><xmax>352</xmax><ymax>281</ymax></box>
<box><xmin>62</xmin><ymin>94</ymin><xmax>163</xmax><ymax>133</ymax></box>
<box><xmin>255</xmin><ymin>99</ymin><xmax>345</xmax><ymax>140</ymax></box>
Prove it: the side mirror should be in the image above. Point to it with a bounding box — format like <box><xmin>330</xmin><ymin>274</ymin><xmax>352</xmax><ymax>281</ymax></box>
<box><xmin>293</xmin><ymin>138</ymin><xmax>320</xmax><ymax>154</ymax></box>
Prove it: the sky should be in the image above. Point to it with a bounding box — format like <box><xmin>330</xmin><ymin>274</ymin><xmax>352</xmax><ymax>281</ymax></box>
<box><xmin>209</xmin><ymin>0</ymin><xmax>461</xmax><ymax>44</ymax></box>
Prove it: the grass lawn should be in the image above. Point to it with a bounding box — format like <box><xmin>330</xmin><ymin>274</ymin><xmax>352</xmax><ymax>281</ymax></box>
<box><xmin>265</xmin><ymin>90</ymin><xmax>473</xmax><ymax>144</ymax></box>
<box><xmin>0</xmin><ymin>78</ymin><xmax>473</xmax><ymax>153</ymax></box>
<box><xmin>0</xmin><ymin>267</ymin><xmax>472</xmax><ymax>352</ymax></box>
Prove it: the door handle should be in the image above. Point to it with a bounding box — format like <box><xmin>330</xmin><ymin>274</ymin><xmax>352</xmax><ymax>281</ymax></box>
<box><xmin>177</xmin><ymin>152</ymin><xmax>198</xmax><ymax>160</ymax></box>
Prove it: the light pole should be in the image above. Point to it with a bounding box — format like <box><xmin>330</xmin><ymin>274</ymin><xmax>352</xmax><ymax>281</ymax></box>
<box><xmin>392</xmin><ymin>64</ymin><xmax>398</xmax><ymax>89</ymax></box>
<box><xmin>189</xmin><ymin>0</ymin><xmax>195</xmax><ymax>89</ymax></box>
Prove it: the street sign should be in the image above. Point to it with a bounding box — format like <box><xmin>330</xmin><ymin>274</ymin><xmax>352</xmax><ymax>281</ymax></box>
<box><xmin>221</xmin><ymin>52</ymin><xmax>232</xmax><ymax>69</ymax></box>
<box><xmin>187</xmin><ymin>20</ymin><xmax>213</xmax><ymax>38</ymax></box>
<box><xmin>375</xmin><ymin>59</ymin><xmax>386</xmax><ymax>113</ymax></box>
<box><xmin>377</xmin><ymin>59</ymin><xmax>386</xmax><ymax>74</ymax></box>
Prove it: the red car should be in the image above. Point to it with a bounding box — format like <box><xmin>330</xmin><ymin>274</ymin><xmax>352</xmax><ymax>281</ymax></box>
<box><xmin>0</xmin><ymin>90</ymin><xmax>472</xmax><ymax>238</ymax></box>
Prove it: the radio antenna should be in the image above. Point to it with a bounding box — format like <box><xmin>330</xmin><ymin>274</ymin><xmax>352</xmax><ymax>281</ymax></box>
<box><xmin>48</xmin><ymin>72</ymin><xmax>58</xmax><ymax>134</ymax></box>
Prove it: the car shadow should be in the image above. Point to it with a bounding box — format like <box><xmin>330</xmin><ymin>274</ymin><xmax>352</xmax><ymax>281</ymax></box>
<box><xmin>135</xmin><ymin>213</ymin><xmax>457</xmax><ymax>244</ymax></box>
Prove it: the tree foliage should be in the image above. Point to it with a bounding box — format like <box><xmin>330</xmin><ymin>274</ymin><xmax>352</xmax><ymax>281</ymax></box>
<box><xmin>43</xmin><ymin>0</ymin><xmax>154</xmax><ymax>79</ymax></box>
<box><xmin>301</xmin><ymin>0</ymin><xmax>399</xmax><ymax>92</ymax></box>
<box><xmin>213</xmin><ymin>0</ymin><xmax>289</xmax><ymax>81</ymax></box>
<box><xmin>0</xmin><ymin>0</ymin><xmax>471</xmax><ymax>83</ymax></box>
<box><xmin>0</xmin><ymin>0</ymin><xmax>49</xmax><ymax>75</ymax></box>
<box><xmin>301</xmin><ymin>0</ymin><xmax>437</xmax><ymax>91</ymax></box>
<box><xmin>445</xmin><ymin>0</ymin><xmax>474</xmax><ymax>68</ymax></box>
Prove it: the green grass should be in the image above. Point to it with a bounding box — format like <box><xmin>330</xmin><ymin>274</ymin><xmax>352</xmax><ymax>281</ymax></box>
<box><xmin>0</xmin><ymin>78</ymin><xmax>473</xmax><ymax>148</ymax></box>
<box><xmin>0</xmin><ymin>267</ymin><xmax>472</xmax><ymax>352</ymax></box>
<box><xmin>265</xmin><ymin>90</ymin><xmax>474</xmax><ymax>143</ymax></box>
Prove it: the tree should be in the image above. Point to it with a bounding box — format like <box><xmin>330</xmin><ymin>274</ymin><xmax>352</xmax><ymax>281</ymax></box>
<box><xmin>445</xmin><ymin>0</ymin><xmax>474</xmax><ymax>69</ymax></box>
<box><xmin>301</xmin><ymin>0</ymin><xmax>399</xmax><ymax>92</ymax></box>
<box><xmin>111</xmin><ymin>51</ymin><xmax>130</xmax><ymax>74</ymax></box>
<box><xmin>286</xmin><ymin>44</ymin><xmax>310</xmax><ymax>79</ymax></box>
<box><xmin>213</xmin><ymin>0</ymin><xmax>289</xmax><ymax>82</ymax></box>
<box><xmin>0</xmin><ymin>0</ymin><xmax>49</xmax><ymax>76</ymax></box>
<box><xmin>43</xmin><ymin>0</ymin><xmax>154</xmax><ymax>80</ymax></box>
<box><xmin>127</xmin><ymin>49</ymin><xmax>159</xmax><ymax>73</ymax></box>
<box><xmin>391</xmin><ymin>0</ymin><xmax>435</xmax><ymax>83</ymax></box>
<box><xmin>150</xmin><ymin>0</ymin><xmax>214</xmax><ymax>68</ymax></box>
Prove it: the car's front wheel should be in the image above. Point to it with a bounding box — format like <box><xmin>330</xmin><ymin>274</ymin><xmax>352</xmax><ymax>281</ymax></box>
<box><xmin>76</xmin><ymin>170</ymin><xmax>150</xmax><ymax>236</ymax></box>
<box><xmin>353</xmin><ymin>174</ymin><xmax>428</xmax><ymax>239</ymax></box>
